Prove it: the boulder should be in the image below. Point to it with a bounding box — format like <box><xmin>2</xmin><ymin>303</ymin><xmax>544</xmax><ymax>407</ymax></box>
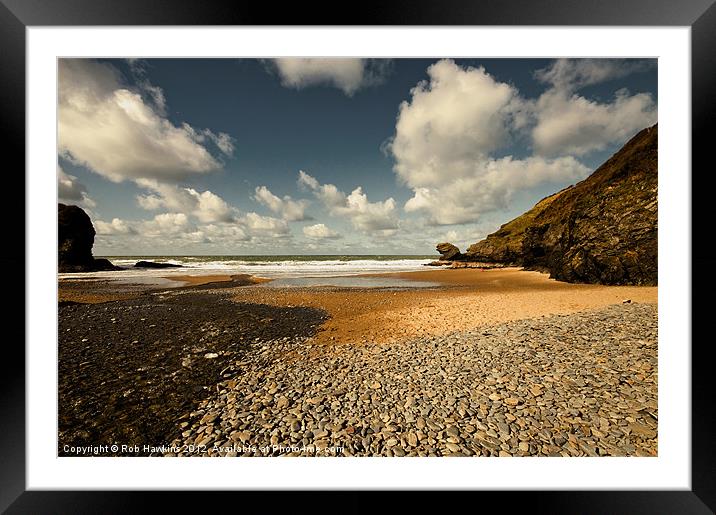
<box><xmin>134</xmin><ymin>261</ymin><xmax>183</xmax><ymax>269</ymax></box>
<box><xmin>424</xmin><ymin>261</ymin><xmax>451</xmax><ymax>267</ymax></box>
<box><xmin>58</xmin><ymin>204</ymin><xmax>119</xmax><ymax>272</ymax></box>
<box><xmin>59</xmin><ymin>203</ymin><xmax>95</xmax><ymax>269</ymax></box>
<box><xmin>436</xmin><ymin>242</ymin><xmax>463</xmax><ymax>261</ymax></box>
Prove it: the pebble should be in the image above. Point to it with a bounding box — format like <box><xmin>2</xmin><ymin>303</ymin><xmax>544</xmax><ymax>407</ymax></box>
<box><xmin>167</xmin><ymin>304</ymin><xmax>658</xmax><ymax>458</ymax></box>
<box><xmin>445</xmin><ymin>442</ymin><xmax>461</xmax><ymax>453</ymax></box>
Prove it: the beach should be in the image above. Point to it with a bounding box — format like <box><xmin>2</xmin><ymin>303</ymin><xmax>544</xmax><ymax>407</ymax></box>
<box><xmin>230</xmin><ymin>267</ymin><xmax>657</xmax><ymax>344</ymax></box>
<box><xmin>58</xmin><ymin>266</ymin><xmax>657</xmax><ymax>457</ymax></box>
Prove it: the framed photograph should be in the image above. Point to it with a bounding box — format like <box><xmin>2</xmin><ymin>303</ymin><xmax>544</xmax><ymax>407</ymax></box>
<box><xmin>3</xmin><ymin>0</ymin><xmax>713</xmax><ymax>511</ymax></box>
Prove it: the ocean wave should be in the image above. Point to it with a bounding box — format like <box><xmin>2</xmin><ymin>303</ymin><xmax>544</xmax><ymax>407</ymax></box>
<box><xmin>59</xmin><ymin>257</ymin><xmax>433</xmax><ymax>280</ymax></box>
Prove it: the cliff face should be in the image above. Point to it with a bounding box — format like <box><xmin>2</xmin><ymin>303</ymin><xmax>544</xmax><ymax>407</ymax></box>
<box><xmin>466</xmin><ymin>124</ymin><xmax>658</xmax><ymax>285</ymax></box>
<box><xmin>58</xmin><ymin>203</ymin><xmax>118</xmax><ymax>272</ymax></box>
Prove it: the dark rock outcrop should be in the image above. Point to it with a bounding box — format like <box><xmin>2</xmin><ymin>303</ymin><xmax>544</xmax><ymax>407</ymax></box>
<box><xmin>92</xmin><ymin>258</ymin><xmax>120</xmax><ymax>271</ymax></box>
<box><xmin>59</xmin><ymin>204</ymin><xmax>119</xmax><ymax>272</ymax></box>
<box><xmin>466</xmin><ymin>189</ymin><xmax>568</xmax><ymax>264</ymax></box>
<box><xmin>465</xmin><ymin>124</ymin><xmax>658</xmax><ymax>285</ymax></box>
<box><xmin>436</xmin><ymin>242</ymin><xmax>464</xmax><ymax>261</ymax></box>
<box><xmin>134</xmin><ymin>261</ymin><xmax>183</xmax><ymax>269</ymax></box>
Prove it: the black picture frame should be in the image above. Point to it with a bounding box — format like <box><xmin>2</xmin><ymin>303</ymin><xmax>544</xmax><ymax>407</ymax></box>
<box><xmin>1</xmin><ymin>0</ymin><xmax>713</xmax><ymax>512</ymax></box>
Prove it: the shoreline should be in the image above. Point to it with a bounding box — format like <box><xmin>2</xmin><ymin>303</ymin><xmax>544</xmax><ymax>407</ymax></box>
<box><xmin>59</xmin><ymin>267</ymin><xmax>657</xmax><ymax>344</ymax></box>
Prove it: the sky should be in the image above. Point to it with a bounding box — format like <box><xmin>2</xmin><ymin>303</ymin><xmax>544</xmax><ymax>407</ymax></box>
<box><xmin>57</xmin><ymin>58</ymin><xmax>657</xmax><ymax>256</ymax></box>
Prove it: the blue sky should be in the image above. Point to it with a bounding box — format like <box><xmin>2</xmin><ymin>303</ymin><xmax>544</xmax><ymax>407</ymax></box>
<box><xmin>58</xmin><ymin>58</ymin><xmax>657</xmax><ymax>255</ymax></box>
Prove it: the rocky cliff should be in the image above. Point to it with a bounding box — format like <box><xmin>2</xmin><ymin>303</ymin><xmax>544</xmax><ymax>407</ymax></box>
<box><xmin>59</xmin><ymin>204</ymin><xmax>118</xmax><ymax>272</ymax></box>
<box><xmin>465</xmin><ymin>124</ymin><xmax>658</xmax><ymax>285</ymax></box>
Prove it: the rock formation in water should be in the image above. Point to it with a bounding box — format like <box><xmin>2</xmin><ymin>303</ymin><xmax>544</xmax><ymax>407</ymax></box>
<box><xmin>134</xmin><ymin>261</ymin><xmax>183</xmax><ymax>269</ymax></box>
<box><xmin>464</xmin><ymin>124</ymin><xmax>658</xmax><ymax>285</ymax></box>
<box><xmin>58</xmin><ymin>203</ymin><xmax>119</xmax><ymax>272</ymax></box>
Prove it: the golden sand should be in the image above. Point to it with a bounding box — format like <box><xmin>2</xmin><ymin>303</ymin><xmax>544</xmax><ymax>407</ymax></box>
<box><xmin>165</xmin><ymin>274</ymin><xmax>233</xmax><ymax>286</ymax></box>
<box><xmin>231</xmin><ymin>267</ymin><xmax>657</xmax><ymax>345</ymax></box>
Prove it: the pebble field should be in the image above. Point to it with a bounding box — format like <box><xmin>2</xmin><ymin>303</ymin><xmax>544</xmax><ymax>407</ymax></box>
<box><xmin>167</xmin><ymin>302</ymin><xmax>657</xmax><ymax>457</ymax></box>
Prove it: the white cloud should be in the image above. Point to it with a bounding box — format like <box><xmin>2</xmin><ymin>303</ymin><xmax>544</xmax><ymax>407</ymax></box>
<box><xmin>404</xmin><ymin>155</ymin><xmax>589</xmax><ymax>225</ymax></box>
<box><xmin>58</xmin><ymin>59</ymin><xmax>233</xmax><ymax>184</ymax></box>
<box><xmin>531</xmin><ymin>88</ymin><xmax>657</xmax><ymax>157</ymax></box>
<box><xmin>390</xmin><ymin>59</ymin><xmax>527</xmax><ymax>189</ymax></box>
<box><xmin>270</xmin><ymin>58</ymin><xmax>391</xmax><ymax>96</ymax></box>
<box><xmin>303</xmin><ymin>223</ymin><xmax>341</xmax><ymax>239</ymax></box>
<box><xmin>239</xmin><ymin>212</ymin><xmax>290</xmax><ymax>237</ymax></box>
<box><xmin>342</xmin><ymin>187</ymin><xmax>398</xmax><ymax>233</ymax></box>
<box><xmin>95</xmin><ymin>217</ymin><xmax>135</xmax><ymax>235</ymax></box>
<box><xmin>189</xmin><ymin>188</ymin><xmax>236</xmax><ymax>224</ymax></box>
<box><xmin>206</xmin><ymin>131</ymin><xmax>235</xmax><ymax>156</ymax></box>
<box><xmin>529</xmin><ymin>59</ymin><xmax>657</xmax><ymax>157</ymax></box>
<box><xmin>254</xmin><ymin>185</ymin><xmax>311</xmax><ymax>221</ymax></box>
<box><xmin>389</xmin><ymin>59</ymin><xmax>590</xmax><ymax>225</ymax></box>
<box><xmin>136</xmin><ymin>182</ymin><xmax>236</xmax><ymax>224</ymax></box>
<box><xmin>298</xmin><ymin>171</ymin><xmax>399</xmax><ymax>234</ymax></box>
<box><xmin>534</xmin><ymin>58</ymin><xmax>654</xmax><ymax>92</ymax></box>
<box><xmin>129</xmin><ymin>181</ymin><xmax>291</xmax><ymax>242</ymax></box>
<box><xmin>386</xmin><ymin>58</ymin><xmax>657</xmax><ymax>225</ymax></box>
<box><xmin>95</xmin><ymin>209</ymin><xmax>288</xmax><ymax>244</ymax></box>
<box><xmin>202</xmin><ymin>223</ymin><xmax>250</xmax><ymax>242</ymax></box>
<box><xmin>141</xmin><ymin>212</ymin><xmax>191</xmax><ymax>237</ymax></box>
<box><xmin>58</xmin><ymin>165</ymin><xmax>95</xmax><ymax>208</ymax></box>
<box><xmin>298</xmin><ymin>170</ymin><xmax>345</xmax><ymax>207</ymax></box>
<box><xmin>125</xmin><ymin>58</ymin><xmax>167</xmax><ymax>115</ymax></box>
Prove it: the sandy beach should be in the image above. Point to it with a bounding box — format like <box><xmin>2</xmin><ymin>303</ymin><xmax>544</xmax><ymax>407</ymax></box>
<box><xmin>58</xmin><ymin>267</ymin><xmax>658</xmax><ymax>457</ymax></box>
<box><xmin>228</xmin><ymin>267</ymin><xmax>657</xmax><ymax>344</ymax></box>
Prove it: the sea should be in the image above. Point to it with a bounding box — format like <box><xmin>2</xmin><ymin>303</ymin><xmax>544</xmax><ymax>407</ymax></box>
<box><xmin>58</xmin><ymin>255</ymin><xmax>438</xmax><ymax>288</ymax></box>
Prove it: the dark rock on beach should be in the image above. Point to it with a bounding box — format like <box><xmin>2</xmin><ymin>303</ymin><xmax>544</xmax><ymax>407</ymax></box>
<box><xmin>436</xmin><ymin>242</ymin><xmax>464</xmax><ymax>261</ymax></box>
<box><xmin>58</xmin><ymin>287</ymin><xmax>328</xmax><ymax>456</ymax></box>
<box><xmin>58</xmin><ymin>203</ymin><xmax>119</xmax><ymax>272</ymax></box>
<box><xmin>134</xmin><ymin>260</ymin><xmax>183</xmax><ymax>269</ymax></box>
<box><xmin>465</xmin><ymin>124</ymin><xmax>658</xmax><ymax>285</ymax></box>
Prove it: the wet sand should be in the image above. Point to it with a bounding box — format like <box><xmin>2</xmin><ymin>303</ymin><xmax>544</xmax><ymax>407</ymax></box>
<box><xmin>165</xmin><ymin>273</ymin><xmax>271</xmax><ymax>288</ymax></box>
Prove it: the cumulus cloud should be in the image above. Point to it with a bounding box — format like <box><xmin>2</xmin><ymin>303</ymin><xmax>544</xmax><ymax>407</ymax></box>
<box><xmin>58</xmin><ymin>165</ymin><xmax>95</xmax><ymax>208</ymax></box>
<box><xmin>303</xmin><ymin>223</ymin><xmax>341</xmax><ymax>239</ymax></box>
<box><xmin>529</xmin><ymin>59</ymin><xmax>657</xmax><ymax>157</ymax></box>
<box><xmin>141</xmin><ymin>213</ymin><xmax>191</xmax><ymax>237</ymax></box>
<box><xmin>96</xmin><ymin>208</ymin><xmax>289</xmax><ymax>245</ymax></box>
<box><xmin>254</xmin><ymin>185</ymin><xmax>311</xmax><ymax>221</ymax></box>
<box><xmin>298</xmin><ymin>171</ymin><xmax>398</xmax><ymax>234</ymax></box>
<box><xmin>298</xmin><ymin>170</ymin><xmax>346</xmax><ymax>207</ymax></box>
<box><xmin>269</xmin><ymin>58</ymin><xmax>391</xmax><ymax>96</ymax></box>
<box><xmin>136</xmin><ymin>181</ymin><xmax>237</xmax><ymax>224</ymax></box>
<box><xmin>95</xmin><ymin>217</ymin><xmax>135</xmax><ymax>235</ymax></box>
<box><xmin>58</xmin><ymin>59</ymin><xmax>234</xmax><ymax>184</ymax></box>
<box><xmin>390</xmin><ymin>60</ymin><xmax>528</xmax><ymax>189</ymax></box>
<box><xmin>239</xmin><ymin>212</ymin><xmax>290</xmax><ymax>237</ymax></box>
<box><xmin>202</xmin><ymin>223</ymin><xmax>250</xmax><ymax>242</ymax></box>
<box><xmin>534</xmin><ymin>58</ymin><xmax>655</xmax><ymax>92</ymax></box>
<box><xmin>531</xmin><ymin>88</ymin><xmax>657</xmax><ymax>156</ymax></box>
<box><xmin>386</xmin><ymin>58</ymin><xmax>656</xmax><ymax>225</ymax></box>
<box><xmin>404</xmin><ymin>155</ymin><xmax>589</xmax><ymax>225</ymax></box>
<box><xmin>101</xmin><ymin>179</ymin><xmax>292</xmax><ymax>244</ymax></box>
